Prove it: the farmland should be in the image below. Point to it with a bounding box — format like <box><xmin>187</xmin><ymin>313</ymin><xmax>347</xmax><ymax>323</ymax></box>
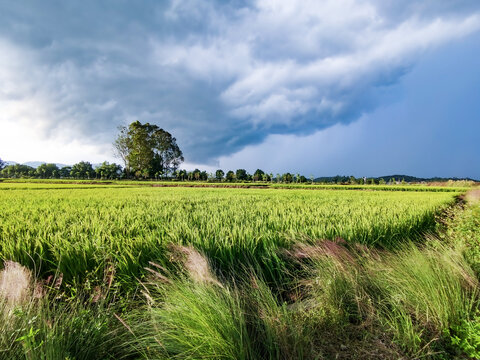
<box><xmin>1</xmin><ymin>182</ymin><xmax>479</xmax><ymax>359</ymax></box>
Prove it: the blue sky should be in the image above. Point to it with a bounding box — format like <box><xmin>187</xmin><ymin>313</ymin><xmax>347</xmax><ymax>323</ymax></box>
<box><xmin>0</xmin><ymin>1</ymin><xmax>479</xmax><ymax>177</ymax></box>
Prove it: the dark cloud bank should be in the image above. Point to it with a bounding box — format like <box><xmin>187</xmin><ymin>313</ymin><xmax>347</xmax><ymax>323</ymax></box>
<box><xmin>0</xmin><ymin>0</ymin><xmax>479</xmax><ymax>164</ymax></box>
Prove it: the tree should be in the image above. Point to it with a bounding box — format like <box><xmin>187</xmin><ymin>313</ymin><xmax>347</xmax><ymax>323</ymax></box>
<box><xmin>59</xmin><ymin>166</ymin><xmax>72</xmax><ymax>178</ymax></box>
<box><xmin>95</xmin><ymin>161</ymin><xmax>122</xmax><ymax>180</ymax></box>
<box><xmin>282</xmin><ymin>173</ymin><xmax>293</xmax><ymax>183</ymax></box>
<box><xmin>1</xmin><ymin>164</ymin><xmax>35</xmax><ymax>178</ymax></box>
<box><xmin>253</xmin><ymin>169</ymin><xmax>264</xmax><ymax>182</ymax></box>
<box><xmin>379</xmin><ymin>178</ymin><xmax>386</xmax><ymax>185</ymax></box>
<box><xmin>200</xmin><ymin>171</ymin><xmax>208</xmax><ymax>181</ymax></box>
<box><xmin>176</xmin><ymin>169</ymin><xmax>187</xmax><ymax>181</ymax></box>
<box><xmin>236</xmin><ymin>169</ymin><xmax>248</xmax><ymax>181</ymax></box>
<box><xmin>215</xmin><ymin>169</ymin><xmax>224</xmax><ymax>181</ymax></box>
<box><xmin>191</xmin><ymin>169</ymin><xmax>201</xmax><ymax>181</ymax></box>
<box><xmin>36</xmin><ymin>163</ymin><xmax>59</xmax><ymax>179</ymax></box>
<box><xmin>0</xmin><ymin>158</ymin><xmax>5</xmax><ymax>171</ymax></box>
<box><xmin>71</xmin><ymin>161</ymin><xmax>94</xmax><ymax>179</ymax></box>
<box><xmin>113</xmin><ymin>121</ymin><xmax>184</xmax><ymax>178</ymax></box>
<box><xmin>225</xmin><ymin>170</ymin><xmax>235</xmax><ymax>182</ymax></box>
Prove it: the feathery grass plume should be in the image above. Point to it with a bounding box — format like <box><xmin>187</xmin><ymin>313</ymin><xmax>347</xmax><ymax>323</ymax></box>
<box><xmin>0</xmin><ymin>261</ymin><xmax>32</xmax><ymax>305</ymax></box>
<box><xmin>169</xmin><ymin>245</ymin><xmax>223</xmax><ymax>287</ymax></box>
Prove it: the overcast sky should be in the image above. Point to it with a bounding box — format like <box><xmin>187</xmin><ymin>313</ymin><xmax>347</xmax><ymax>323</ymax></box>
<box><xmin>1</xmin><ymin>1</ymin><xmax>479</xmax><ymax>177</ymax></box>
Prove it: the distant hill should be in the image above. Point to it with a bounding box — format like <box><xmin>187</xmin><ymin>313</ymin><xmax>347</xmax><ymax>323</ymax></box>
<box><xmin>315</xmin><ymin>174</ymin><xmax>479</xmax><ymax>183</ymax></box>
<box><xmin>375</xmin><ymin>174</ymin><xmax>478</xmax><ymax>183</ymax></box>
<box><xmin>4</xmin><ymin>161</ymin><xmax>70</xmax><ymax>169</ymax></box>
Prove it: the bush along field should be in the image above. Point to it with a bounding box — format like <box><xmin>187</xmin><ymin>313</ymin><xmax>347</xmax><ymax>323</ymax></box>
<box><xmin>0</xmin><ymin>183</ymin><xmax>479</xmax><ymax>359</ymax></box>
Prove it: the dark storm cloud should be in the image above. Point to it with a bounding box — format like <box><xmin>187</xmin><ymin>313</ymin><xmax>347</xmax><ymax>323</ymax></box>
<box><xmin>0</xmin><ymin>0</ymin><xmax>479</xmax><ymax>163</ymax></box>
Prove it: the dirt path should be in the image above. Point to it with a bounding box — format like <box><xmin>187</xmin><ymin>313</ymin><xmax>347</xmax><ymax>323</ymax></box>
<box><xmin>465</xmin><ymin>188</ymin><xmax>480</xmax><ymax>204</ymax></box>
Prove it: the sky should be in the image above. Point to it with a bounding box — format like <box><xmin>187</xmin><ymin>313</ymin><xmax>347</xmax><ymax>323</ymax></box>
<box><xmin>0</xmin><ymin>0</ymin><xmax>479</xmax><ymax>178</ymax></box>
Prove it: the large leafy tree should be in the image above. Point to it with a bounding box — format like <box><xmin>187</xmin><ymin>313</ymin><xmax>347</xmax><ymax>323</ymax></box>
<box><xmin>71</xmin><ymin>161</ymin><xmax>94</xmax><ymax>179</ymax></box>
<box><xmin>114</xmin><ymin>121</ymin><xmax>183</xmax><ymax>178</ymax></box>
<box><xmin>36</xmin><ymin>163</ymin><xmax>59</xmax><ymax>179</ymax></box>
<box><xmin>235</xmin><ymin>169</ymin><xmax>248</xmax><ymax>181</ymax></box>
<box><xmin>225</xmin><ymin>170</ymin><xmax>235</xmax><ymax>182</ymax></box>
<box><xmin>1</xmin><ymin>164</ymin><xmax>35</xmax><ymax>178</ymax></box>
<box><xmin>95</xmin><ymin>161</ymin><xmax>122</xmax><ymax>180</ymax></box>
<box><xmin>253</xmin><ymin>169</ymin><xmax>264</xmax><ymax>182</ymax></box>
<box><xmin>59</xmin><ymin>166</ymin><xmax>72</xmax><ymax>178</ymax></box>
<box><xmin>215</xmin><ymin>169</ymin><xmax>224</xmax><ymax>181</ymax></box>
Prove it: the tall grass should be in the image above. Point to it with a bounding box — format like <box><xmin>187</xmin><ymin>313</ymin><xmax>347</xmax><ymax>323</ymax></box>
<box><xmin>0</xmin><ymin>287</ymin><xmax>123</xmax><ymax>359</ymax></box>
<box><xmin>302</xmin><ymin>239</ymin><xmax>479</xmax><ymax>357</ymax></box>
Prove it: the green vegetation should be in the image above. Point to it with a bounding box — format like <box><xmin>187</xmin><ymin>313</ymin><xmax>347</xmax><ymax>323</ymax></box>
<box><xmin>0</xmin><ymin>184</ymin><xmax>457</xmax><ymax>283</ymax></box>
<box><xmin>1</xmin><ymin>183</ymin><xmax>479</xmax><ymax>359</ymax></box>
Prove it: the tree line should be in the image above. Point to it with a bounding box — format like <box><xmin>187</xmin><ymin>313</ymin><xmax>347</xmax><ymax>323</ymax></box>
<box><xmin>0</xmin><ymin>161</ymin><xmax>122</xmax><ymax>180</ymax></box>
<box><xmin>0</xmin><ymin>122</ymin><xmax>403</xmax><ymax>183</ymax></box>
<box><xmin>0</xmin><ymin>157</ymin><xmax>404</xmax><ymax>184</ymax></box>
<box><xmin>0</xmin><ymin>159</ymin><xmax>312</xmax><ymax>183</ymax></box>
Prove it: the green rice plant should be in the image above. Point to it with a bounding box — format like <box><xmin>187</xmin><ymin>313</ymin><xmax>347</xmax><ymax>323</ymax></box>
<box><xmin>0</xmin><ymin>184</ymin><xmax>459</xmax><ymax>288</ymax></box>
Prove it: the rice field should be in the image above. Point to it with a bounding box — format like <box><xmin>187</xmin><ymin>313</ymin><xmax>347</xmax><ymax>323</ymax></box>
<box><xmin>0</xmin><ymin>184</ymin><xmax>458</xmax><ymax>283</ymax></box>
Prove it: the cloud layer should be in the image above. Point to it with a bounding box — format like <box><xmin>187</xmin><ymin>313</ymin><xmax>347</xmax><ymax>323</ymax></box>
<box><xmin>1</xmin><ymin>0</ymin><xmax>479</xmax><ymax>164</ymax></box>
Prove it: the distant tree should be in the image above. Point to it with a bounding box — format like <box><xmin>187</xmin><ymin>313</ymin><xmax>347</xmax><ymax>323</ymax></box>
<box><xmin>36</xmin><ymin>163</ymin><xmax>59</xmax><ymax>179</ymax></box>
<box><xmin>113</xmin><ymin>125</ymin><xmax>130</xmax><ymax>174</ymax></box>
<box><xmin>235</xmin><ymin>169</ymin><xmax>248</xmax><ymax>181</ymax></box>
<box><xmin>282</xmin><ymin>173</ymin><xmax>293</xmax><ymax>183</ymax></box>
<box><xmin>262</xmin><ymin>173</ymin><xmax>270</xmax><ymax>182</ymax></box>
<box><xmin>225</xmin><ymin>170</ymin><xmax>235</xmax><ymax>182</ymax></box>
<box><xmin>215</xmin><ymin>169</ymin><xmax>225</xmax><ymax>181</ymax></box>
<box><xmin>0</xmin><ymin>158</ymin><xmax>5</xmax><ymax>171</ymax></box>
<box><xmin>349</xmin><ymin>176</ymin><xmax>356</xmax><ymax>185</ymax></box>
<box><xmin>299</xmin><ymin>175</ymin><xmax>308</xmax><ymax>183</ymax></box>
<box><xmin>200</xmin><ymin>170</ymin><xmax>208</xmax><ymax>181</ymax></box>
<box><xmin>379</xmin><ymin>178</ymin><xmax>386</xmax><ymax>185</ymax></box>
<box><xmin>176</xmin><ymin>169</ymin><xmax>187</xmax><ymax>181</ymax></box>
<box><xmin>59</xmin><ymin>166</ymin><xmax>72</xmax><ymax>178</ymax></box>
<box><xmin>113</xmin><ymin>121</ymin><xmax>184</xmax><ymax>178</ymax></box>
<box><xmin>191</xmin><ymin>169</ymin><xmax>200</xmax><ymax>181</ymax></box>
<box><xmin>95</xmin><ymin>161</ymin><xmax>122</xmax><ymax>180</ymax></box>
<box><xmin>1</xmin><ymin>164</ymin><xmax>35</xmax><ymax>178</ymax></box>
<box><xmin>71</xmin><ymin>161</ymin><xmax>94</xmax><ymax>179</ymax></box>
<box><xmin>367</xmin><ymin>178</ymin><xmax>376</xmax><ymax>185</ymax></box>
<box><xmin>253</xmin><ymin>169</ymin><xmax>264</xmax><ymax>182</ymax></box>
